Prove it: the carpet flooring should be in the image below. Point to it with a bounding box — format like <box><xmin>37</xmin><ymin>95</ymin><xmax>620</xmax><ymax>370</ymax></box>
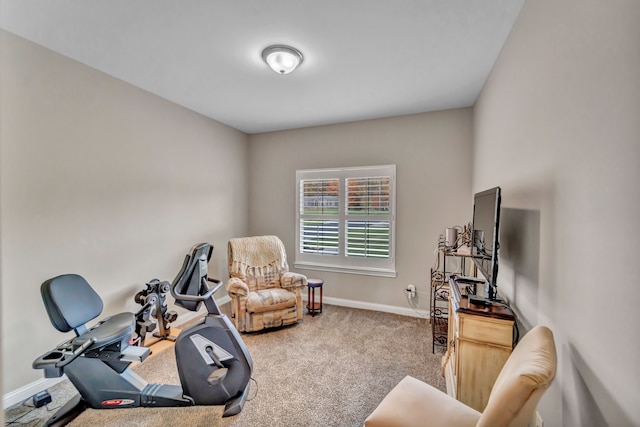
<box><xmin>6</xmin><ymin>304</ymin><xmax>445</xmax><ymax>427</ymax></box>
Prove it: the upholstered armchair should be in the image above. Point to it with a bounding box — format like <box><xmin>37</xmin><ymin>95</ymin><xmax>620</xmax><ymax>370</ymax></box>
<box><xmin>364</xmin><ymin>325</ymin><xmax>557</xmax><ymax>427</ymax></box>
<box><xmin>225</xmin><ymin>235</ymin><xmax>307</xmax><ymax>333</ymax></box>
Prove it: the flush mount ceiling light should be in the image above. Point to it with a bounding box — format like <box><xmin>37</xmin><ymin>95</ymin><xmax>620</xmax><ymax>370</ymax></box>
<box><xmin>261</xmin><ymin>45</ymin><xmax>304</xmax><ymax>75</ymax></box>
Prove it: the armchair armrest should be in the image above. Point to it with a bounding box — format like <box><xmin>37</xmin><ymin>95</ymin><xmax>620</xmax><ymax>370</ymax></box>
<box><xmin>280</xmin><ymin>272</ymin><xmax>307</xmax><ymax>289</ymax></box>
<box><xmin>225</xmin><ymin>277</ymin><xmax>249</xmax><ymax>297</ymax></box>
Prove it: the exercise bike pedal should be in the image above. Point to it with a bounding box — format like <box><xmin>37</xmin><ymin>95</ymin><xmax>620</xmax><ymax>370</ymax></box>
<box><xmin>222</xmin><ymin>383</ymin><xmax>251</xmax><ymax>418</ymax></box>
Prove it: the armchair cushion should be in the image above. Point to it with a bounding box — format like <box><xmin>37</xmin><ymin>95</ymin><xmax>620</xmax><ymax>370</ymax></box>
<box><xmin>246</xmin><ymin>288</ymin><xmax>297</xmax><ymax>314</ymax></box>
<box><xmin>364</xmin><ymin>376</ymin><xmax>480</xmax><ymax>427</ymax></box>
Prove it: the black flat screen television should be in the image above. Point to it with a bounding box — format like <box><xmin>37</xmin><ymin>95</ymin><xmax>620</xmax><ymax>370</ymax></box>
<box><xmin>471</xmin><ymin>187</ymin><xmax>501</xmax><ymax>300</ymax></box>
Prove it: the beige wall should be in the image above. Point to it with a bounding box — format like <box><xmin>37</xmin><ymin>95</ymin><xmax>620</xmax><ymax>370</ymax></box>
<box><xmin>474</xmin><ymin>0</ymin><xmax>640</xmax><ymax>425</ymax></box>
<box><xmin>248</xmin><ymin>110</ymin><xmax>473</xmax><ymax>309</ymax></box>
<box><xmin>6</xmin><ymin>4</ymin><xmax>638</xmax><ymax>425</ymax></box>
<box><xmin>0</xmin><ymin>30</ymin><xmax>249</xmax><ymax>393</ymax></box>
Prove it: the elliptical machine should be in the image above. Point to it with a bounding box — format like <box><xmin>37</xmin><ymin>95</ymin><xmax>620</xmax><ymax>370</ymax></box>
<box><xmin>33</xmin><ymin>243</ymin><xmax>253</xmax><ymax>426</ymax></box>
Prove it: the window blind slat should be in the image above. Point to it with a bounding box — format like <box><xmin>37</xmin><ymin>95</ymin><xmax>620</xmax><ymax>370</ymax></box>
<box><xmin>345</xmin><ymin>220</ymin><xmax>390</xmax><ymax>259</ymax></box>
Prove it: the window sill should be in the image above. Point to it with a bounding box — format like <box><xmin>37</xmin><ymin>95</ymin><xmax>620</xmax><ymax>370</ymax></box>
<box><xmin>294</xmin><ymin>261</ymin><xmax>397</xmax><ymax>278</ymax></box>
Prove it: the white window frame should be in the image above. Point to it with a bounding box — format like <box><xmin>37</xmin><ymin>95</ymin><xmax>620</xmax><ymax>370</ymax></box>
<box><xmin>295</xmin><ymin>165</ymin><xmax>396</xmax><ymax>277</ymax></box>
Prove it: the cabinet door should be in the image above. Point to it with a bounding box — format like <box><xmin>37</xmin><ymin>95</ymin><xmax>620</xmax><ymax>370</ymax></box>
<box><xmin>458</xmin><ymin>315</ymin><xmax>513</xmax><ymax>348</ymax></box>
<box><xmin>457</xmin><ymin>338</ymin><xmax>511</xmax><ymax>411</ymax></box>
<box><xmin>443</xmin><ymin>297</ymin><xmax>458</xmax><ymax>399</ymax></box>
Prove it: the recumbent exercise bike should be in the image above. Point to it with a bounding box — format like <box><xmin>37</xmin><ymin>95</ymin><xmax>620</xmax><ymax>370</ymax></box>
<box><xmin>33</xmin><ymin>243</ymin><xmax>253</xmax><ymax>426</ymax></box>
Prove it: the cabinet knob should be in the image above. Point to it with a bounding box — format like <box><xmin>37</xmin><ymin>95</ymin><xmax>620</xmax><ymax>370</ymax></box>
<box><xmin>450</xmin><ymin>340</ymin><xmax>455</xmax><ymax>349</ymax></box>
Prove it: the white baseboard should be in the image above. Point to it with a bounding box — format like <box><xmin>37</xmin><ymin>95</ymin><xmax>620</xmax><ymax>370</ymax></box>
<box><xmin>318</xmin><ymin>296</ymin><xmax>429</xmax><ymax>319</ymax></box>
<box><xmin>3</xmin><ymin>376</ymin><xmax>68</xmax><ymax>409</ymax></box>
<box><xmin>3</xmin><ymin>296</ymin><xmax>231</xmax><ymax>410</ymax></box>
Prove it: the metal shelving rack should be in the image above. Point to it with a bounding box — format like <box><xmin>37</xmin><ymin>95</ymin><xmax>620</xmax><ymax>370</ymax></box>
<box><xmin>430</xmin><ymin>266</ymin><xmax>450</xmax><ymax>353</ymax></box>
<box><xmin>430</xmin><ymin>226</ymin><xmax>474</xmax><ymax>353</ymax></box>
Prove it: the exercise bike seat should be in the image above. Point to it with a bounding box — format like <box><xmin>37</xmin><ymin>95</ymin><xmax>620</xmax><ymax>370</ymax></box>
<box><xmin>41</xmin><ymin>274</ymin><xmax>135</xmax><ymax>350</ymax></box>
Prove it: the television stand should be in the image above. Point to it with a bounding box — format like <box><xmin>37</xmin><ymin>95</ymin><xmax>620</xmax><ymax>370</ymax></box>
<box><xmin>441</xmin><ymin>275</ymin><xmax>515</xmax><ymax>412</ymax></box>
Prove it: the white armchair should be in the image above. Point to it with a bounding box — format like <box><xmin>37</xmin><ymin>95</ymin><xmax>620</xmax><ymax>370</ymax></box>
<box><xmin>365</xmin><ymin>325</ymin><xmax>557</xmax><ymax>427</ymax></box>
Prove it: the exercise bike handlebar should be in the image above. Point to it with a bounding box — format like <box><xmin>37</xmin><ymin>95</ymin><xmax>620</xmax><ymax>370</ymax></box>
<box><xmin>57</xmin><ymin>337</ymin><xmax>97</xmax><ymax>368</ymax></box>
<box><xmin>172</xmin><ymin>277</ymin><xmax>223</xmax><ymax>303</ymax></box>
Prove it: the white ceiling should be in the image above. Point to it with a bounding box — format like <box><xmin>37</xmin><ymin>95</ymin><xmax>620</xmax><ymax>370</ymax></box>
<box><xmin>0</xmin><ymin>0</ymin><xmax>525</xmax><ymax>134</ymax></box>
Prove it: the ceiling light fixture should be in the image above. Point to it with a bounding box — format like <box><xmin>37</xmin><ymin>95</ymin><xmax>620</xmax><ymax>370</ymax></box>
<box><xmin>262</xmin><ymin>45</ymin><xmax>303</xmax><ymax>75</ymax></box>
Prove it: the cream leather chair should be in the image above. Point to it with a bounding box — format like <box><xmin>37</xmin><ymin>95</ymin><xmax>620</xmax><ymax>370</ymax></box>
<box><xmin>364</xmin><ymin>325</ymin><xmax>557</xmax><ymax>427</ymax></box>
<box><xmin>225</xmin><ymin>235</ymin><xmax>307</xmax><ymax>332</ymax></box>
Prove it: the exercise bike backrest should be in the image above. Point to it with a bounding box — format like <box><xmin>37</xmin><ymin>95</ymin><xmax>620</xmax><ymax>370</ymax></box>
<box><xmin>170</xmin><ymin>242</ymin><xmax>223</xmax><ymax>315</ymax></box>
<box><xmin>40</xmin><ymin>274</ymin><xmax>135</xmax><ymax>352</ymax></box>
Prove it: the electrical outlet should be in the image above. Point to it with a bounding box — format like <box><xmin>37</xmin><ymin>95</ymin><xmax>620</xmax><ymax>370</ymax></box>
<box><xmin>407</xmin><ymin>284</ymin><xmax>416</xmax><ymax>298</ymax></box>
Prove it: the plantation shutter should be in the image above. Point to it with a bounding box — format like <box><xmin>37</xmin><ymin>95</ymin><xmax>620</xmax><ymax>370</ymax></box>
<box><xmin>299</xmin><ymin>178</ymin><xmax>339</xmax><ymax>255</ymax></box>
<box><xmin>345</xmin><ymin>176</ymin><xmax>391</xmax><ymax>259</ymax></box>
<box><xmin>295</xmin><ymin>165</ymin><xmax>396</xmax><ymax>277</ymax></box>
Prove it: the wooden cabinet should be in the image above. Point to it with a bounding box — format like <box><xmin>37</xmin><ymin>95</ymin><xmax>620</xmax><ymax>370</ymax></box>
<box><xmin>442</xmin><ymin>277</ymin><xmax>515</xmax><ymax>412</ymax></box>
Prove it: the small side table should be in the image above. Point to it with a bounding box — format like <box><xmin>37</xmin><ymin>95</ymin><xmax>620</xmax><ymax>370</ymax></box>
<box><xmin>306</xmin><ymin>278</ymin><xmax>324</xmax><ymax>316</ymax></box>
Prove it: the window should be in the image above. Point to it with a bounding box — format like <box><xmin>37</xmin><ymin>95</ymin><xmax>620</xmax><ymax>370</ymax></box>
<box><xmin>295</xmin><ymin>165</ymin><xmax>396</xmax><ymax>277</ymax></box>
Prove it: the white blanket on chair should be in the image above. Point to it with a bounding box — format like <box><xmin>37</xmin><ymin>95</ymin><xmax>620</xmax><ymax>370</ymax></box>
<box><xmin>228</xmin><ymin>235</ymin><xmax>288</xmax><ymax>274</ymax></box>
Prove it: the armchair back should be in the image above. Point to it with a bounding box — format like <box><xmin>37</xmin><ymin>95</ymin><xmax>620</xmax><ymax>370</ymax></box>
<box><xmin>476</xmin><ymin>325</ymin><xmax>557</xmax><ymax>427</ymax></box>
<box><xmin>228</xmin><ymin>235</ymin><xmax>289</xmax><ymax>291</ymax></box>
